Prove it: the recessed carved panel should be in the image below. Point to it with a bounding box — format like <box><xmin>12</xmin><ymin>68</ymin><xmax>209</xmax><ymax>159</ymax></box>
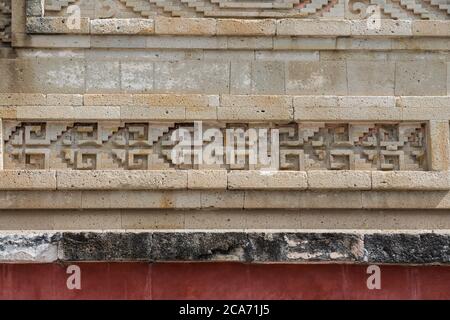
<box><xmin>2</xmin><ymin>121</ymin><xmax>427</xmax><ymax>170</ymax></box>
<box><xmin>40</xmin><ymin>0</ymin><xmax>450</xmax><ymax>19</ymax></box>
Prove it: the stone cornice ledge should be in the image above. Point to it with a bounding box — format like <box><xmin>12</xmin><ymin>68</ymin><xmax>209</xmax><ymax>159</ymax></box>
<box><xmin>0</xmin><ymin>170</ymin><xmax>448</xmax><ymax>191</ymax></box>
<box><xmin>24</xmin><ymin>17</ymin><xmax>450</xmax><ymax>38</ymax></box>
<box><xmin>1</xmin><ymin>230</ymin><xmax>450</xmax><ymax>265</ymax></box>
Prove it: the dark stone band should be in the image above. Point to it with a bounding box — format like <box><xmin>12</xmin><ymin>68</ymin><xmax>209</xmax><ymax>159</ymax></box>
<box><xmin>1</xmin><ymin>231</ymin><xmax>450</xmax><ymax>264</ymax></box>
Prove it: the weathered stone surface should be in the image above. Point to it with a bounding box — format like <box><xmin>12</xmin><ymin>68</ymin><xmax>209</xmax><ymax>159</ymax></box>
<box><xmin>59</xmin><ymin>232</ymin><xmax>153</xmax><ymax>261</ymax></box>
<box><xmin>365</xmin><ymin>233</ymin><xmax>450</xmax><ymax>264</ymax></box>
<box><xmin>2</xmin><ymin>231</ymin><xmax>450</xmax><ymax>264</ymax></box>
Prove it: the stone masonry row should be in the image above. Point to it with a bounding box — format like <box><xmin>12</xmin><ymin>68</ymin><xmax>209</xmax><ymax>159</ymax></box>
<box><xmin>2</xmin><ymin>230</ymin><xmax>450</xmax><ymax>265</ymax></box>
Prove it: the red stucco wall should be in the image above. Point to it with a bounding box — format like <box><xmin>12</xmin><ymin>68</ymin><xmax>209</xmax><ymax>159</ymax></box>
<box><xmin>0</xmin><ymin>263</ymin><xmax>449</xmax><ymax>300</ymax></box>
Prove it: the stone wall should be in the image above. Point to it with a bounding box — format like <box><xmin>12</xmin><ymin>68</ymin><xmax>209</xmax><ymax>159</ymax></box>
<box><xmin>0</xmin><ymin>0</ymin><xmax>449</xmax><ymax>264</ymax></box>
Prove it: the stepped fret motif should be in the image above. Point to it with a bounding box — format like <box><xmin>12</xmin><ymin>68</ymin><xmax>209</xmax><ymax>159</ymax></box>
<box><xmin>2</xmin><ymin>121</ymin><xmax>427</xmax><ymax>171</ymax></box>
<box><xmin>41</xmin><ymin>0</ymin><xmax>450</xmax><ymax>19</ymax></box>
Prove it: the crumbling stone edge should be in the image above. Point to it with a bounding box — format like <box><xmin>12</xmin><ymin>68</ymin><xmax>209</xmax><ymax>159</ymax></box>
<box><xmin>1</xmin><ymin>231</ymin><xmax>450</xmax><ymax>265</ymax></box>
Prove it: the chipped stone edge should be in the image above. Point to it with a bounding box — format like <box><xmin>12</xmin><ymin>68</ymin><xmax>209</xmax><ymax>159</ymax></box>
<box><xmin>2</xmin><ymin>230</ymin><xmax>450</xmax><ymax>265</ymax></box>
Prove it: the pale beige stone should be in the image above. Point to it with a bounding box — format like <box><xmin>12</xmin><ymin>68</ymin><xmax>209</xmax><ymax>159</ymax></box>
<box><xmin>0</xmin><ymin>171</ymin><xmax>56</xmax><ymax>190</ymax></box>
<box><xmin>217</xmin><ymin>19</ymin><xmax>275</xmax><ymax>36</ymax></box>
<box><xmin>218</xmin><ymin>106</ymin><xmax>293</xmax><ymax>121</ymax></box>
<box><xmin>350</xmin><ymin>20</ymin><xmax>412</xmax><ymax>36</ymax></box>
<box><xmin>308</xmin><ymin>171</ymin><xmax>371</xmax><ymax>190</ymax></box>
<box><xmin>54</xmin><ymin>210</ymin><xmax>122</xmax><ymax>230</ymax></box>
<box><xmin>155</xmin><ymin>17</ymin><xmax>216</xmax><ymax>36</ymax></box>
<box><xmin>188</xmin><ymin>170</ymin><xmax>227</xmax><ymax>189</ymax></box>
<box><xmin>90</xmin><ymin>19</ymin><xmax>155</xmax><ymax>35</ymax></box>
<box><xmin>201</xmin><ymin>191</ymin><xmax>245</xmax><ymax>209</ymax></box>
<box><xmin>57</xmin><ymin>171</ymin><xmax>188</xmax><ymax>190</ymax></box>
<box><xmin>84</xmin><ymin>94</ymin><xmax>134</xmax><ymax>106</ymax></box>
<box><xmin>121</xmin><ymin>210</ymin><xmax>185</xmax><ymax>229</ymax></box>
<box><xmin>429</xmin><ymin>121</ymin><xmax>450</xmax><ymax>171</ymax></box>
<box><xmin>413</xmin><ymin>21</ymin><xmax>450</xmax><ymax>36</ymax></box>
<box><xmin>26</xmin><ymin>17</ymin><xmax>90</xmax><ymax>34</ymax></box>
<box><xmin>228</xmin><ymin>171</ymin><xmax>307</xmax><ymax>190</ymax></box>
<box><xmin>277</xmin><ymin>19</ymin><xmax>351</xmax><ymax>36</ymax></box>
<box><xmin>81</xmin><ymin>191</ymin><xmax>201</xmax><ymax>209</ymax></box>
<box><xmin>221</xmin><ymin>95</ymin><xmax>292</xmax><ymax>108</ymax></box>
<box><xmin>372</xmin><ymin>171</ymin><xmax>449</xmax><ymax>190</ymax></box>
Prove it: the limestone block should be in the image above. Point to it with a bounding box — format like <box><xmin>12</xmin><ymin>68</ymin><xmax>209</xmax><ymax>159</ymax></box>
<box><xmin>26</xmin><ymin>17</ymin><xmax>90</xmax><ymax>34</ymax></box>
<box><xmin>230</xmin><ymin>62</ymin><xmax>251</xmax><ymax>94</ymax></box>
<box><xmin>121</xmin><ymin>61</ymin><xmax>154</xmax><ymax>92</ymax></box>
<box><xmin>217</xmin><ymin>19</ymin><xmax>276</xmax><ymax>36</ymax></box>
<box><xmin>188</xmin><ymin>170</ymin><xmax>227</xmax><ymax>189</ymax></box>
<box><xmin>0</xmin><ymin>191</ymin><xmax>82</xmax><ymax>209</ymax></box>
<box><xmin>227</xmin><ymin>37</ymin><xmax>273</xmax><ymax>50</ymax></box>
<box><xmin>146</xmin><ymin>36</ymin><xmax>227</xmax><ymax>49</ymax></box>
<box><xmin>46</xmin><ymin>94</ymin><xmax>83</xmax><ymax>106</ymax></box>
<box><xmin>84</xmin><ymin>94</ymin><xmax>134</xmax><ymax>106</ymax></box>
<box><xmin>81</xmin><ymin>191</ymin><xmax>201</xmax><ymax>209</ymax></box>
<box><xmin>429</xmin><ymin>121</ymin><xmax>450</xmax><ymax>171</ymax></box>
<box><xmin>251</xmin><ymin>62</ymin><xmax>285</xmax><ymax>94</ymax></box>
<box><xmin>413</xmin><ymin>21</ymin><xmax>450</xmax><ymax>37</ymax></box>
<box><xmin>0</xmin><ymin>119</ymin><xmax>2</xmax><ymax>170</ymax></box>
<box><xmin>286</xmin><ymin>61</ymin><xmax>347</xmax><ymax>95</ymax></box>
<box><xmin>86</xmin><ymin>60</ymin><xmax>120</xmax><ymax>92</ymax></box>
<box><xmin>0</xmin><ymin>93</ymin><xmax>46</xmax><ymax>106</ymax></box>
<box><xmin>26</xmin><ymin>0</ymin><xmax>43</xmax><ymax>17</ymax></box>
<box><xmin>92</xmin><ymin>35</ymin><xmax>146</xmax><ymax>48</ymax></box>
<box><xmin>121</xmin><ymin>210</ymin><xmax>185</xmax><ymax>229</ymax></box>
<box><xmin>15</xmin><ymin>106</ymin><xmax>121</xmax><ymax>120</ymax></box>
<box><xmin>294</xmin><ymin>106</ymin><xmax>402</xmax><ymax>121</ymax></box>
<box><xmin>256</xmin><ymin>50</ymin><xmax>319</xmax><ymax>61</ymax></box>
<box><xmin>221</xmin><ymin>95</ymin><xmax>292</xmax><ymax>108</ymax></box>
<box><xmin>0</xmin><ymin>171</ymin><xmax>56</xmax><ymax>190</ymax></box>
<box><xmin>155</xmin><ymin>18</ymin><xmax>216</xmax><ymax>36</ymax></box>
<box><xmin>154</xmin><ymin>61</ymin><xmax>230</xmax><ymax>94</ymax></box>
<box><xmin>372</xmin><ymin>171</ymin><xmax>449</xmax><ymax>190</ymax></box>
<box><xmin>361</xmin><ymin>191</ymin><xmax>450</xmax><ymax>209</ymax></box>
<box><xmin>218</xmin><ymin>106</ymin><xmax>293</xmax><ymax>121</ymax></box>
<box><xmin>244</xmin><ymin>191</ymin><xmax>363</xmax><ymax>209</ymax></box>
<box><xmin>201</xmin><ymin>191</ymin><xmax>245</xmax><ymax>209</ymax></box>
<box><xmin>277</xmin><ymin>19</ymin><xmax>351</xmax><ymax>36</ymax></box>
<box><xmin>133</xmin><ymin>94</ymin><xmax>217</xmax><ymax>107</ymax></box>
<box><xmin>57</xmin><ymin>171</ymin><xmax>188</xmax><ymax>190</ymax></box>
<box><xmin>228</xmin><ymin>171</ymin><xmax>307</xmax><ymax>190</ymax></box>
<box><xmin>274</xmin><ymin>38</ymin><xmax>336</xmax><ymax>50</ymax></box>
<box><xmin>185</xmin><ymin>106</ymin><xmax>218</xmax><ymax>120</ymax></box>
<box><xmin>54</xmin><ymin>211</ymin><xmax>122</xmax><ymax>230</ymax></box>
<box><xmin>90</xmin><ymin>19</ymin><xmax>154</xmax><ymax>35</ymax></box>
<box><xmin>120</xmin><ymin>106</ymin><xmax>185</xmax><ymax>120</ymax></box>
<box><xmin>184</xmin><ymin>211</ymin><xmax>247</xmax><ymax>230</ymax></box>
<box><xmin>350</xmin><ymin>20</ymin><xmax>412</xmax><ymax>36</ymax></box>
<box><xmin>396</xmin><ymin>97</ymin><xmax>450</xmax><ymax>109</ymax></box>
<box><xmin>308</xmin><ymin>171</ymin><xmax>371</xmax><ymax>190</ymax></box>
<box><xmin>395</xmin><ymin>61</ymin><xmax>447</xmax><ymax>96</ymax></box>
<box><xmin>346</xmin><ymin>61</ymin><xmax>395</xmax><ymax>95</ymax></box>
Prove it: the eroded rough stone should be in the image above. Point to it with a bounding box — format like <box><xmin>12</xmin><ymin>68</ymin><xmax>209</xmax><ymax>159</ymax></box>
<box><xmin>364</xmin><ymin>233</ymin><xmax>450</xmax><ymax>264</ymax></box>
<box><xmin>2</xmin><ymin>231</ymin><xmax>450</xmax><ymax>264</ymax></box>
<box><xmin>59</xmin><ymin>232</ymin><xmax>153</xmax><ymax>261</ymax></box>
<box><xmin>151</xmin><ymin>232</ymin><xmax>252</xmax><ymax>262</ymax></box>
<box><xmin>0</xmin><ymin>232</ymin><xmax>59</xmax><ymax>262</ymax></box>
<box><xmin>248</xmin><ymin>233</ymin><xmax>364</xmax><ymax>262</ymax></box>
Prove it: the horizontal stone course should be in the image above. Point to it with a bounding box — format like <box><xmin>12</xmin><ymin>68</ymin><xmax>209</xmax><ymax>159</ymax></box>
<box><xmin>0</xmin><ymin>171</ymin><xmax>447</xmax><ymax>191</ymax></box>
<box><xmin>24</xmin><ymin>17</ymin><xmax>450</xmax><ymax>38</ymax></box>
<box><xmin>2</xmin><ymin>230</ymin><xmax>450</xmax><ymax>264</ymax></box>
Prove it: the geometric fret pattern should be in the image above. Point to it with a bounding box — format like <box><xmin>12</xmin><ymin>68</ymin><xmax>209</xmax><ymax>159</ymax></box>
<box><xmin>42</xmin><ymin>0</ymin><xmax>450</xmax><ymax>19</ymax></box>
<box><xmin>3</xmin><ymin>121</ymin><xmax>427</xmax><ymax>170</ymax></box>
